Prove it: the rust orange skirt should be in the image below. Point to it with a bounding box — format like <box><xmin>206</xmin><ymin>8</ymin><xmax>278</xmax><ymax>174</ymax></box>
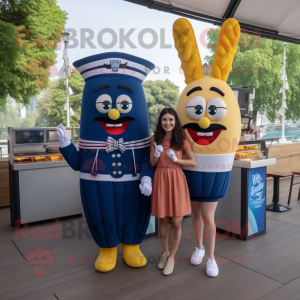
<box><xmin>151</xmin><ymin>167</ymin><xmax>191</xmax><ymax>218</ymax></box>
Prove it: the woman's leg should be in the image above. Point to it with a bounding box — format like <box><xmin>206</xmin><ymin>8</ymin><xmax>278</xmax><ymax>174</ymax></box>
<box><xmin>169</xmin><ymin>216</ymin><xmax>183</xmax><ymax>258</ymax></box>
<box><xmin>159</xmin><ymin>217</ymin><xmax>169</xmax><ymax>253</ymax></box>
<box><xmin>200</xmin><ymin>202</ymin><xmax>218</xmax><ymax>259</ymax></box>
<box><xmin>191</xmin><ymin>201</ymin><xmax>204</xmax><ymax>250</ymax></box>
<box><xmin>163</xmin><ymin>217</ymin><xmax>183</xmax><ymax>275</ymax></box>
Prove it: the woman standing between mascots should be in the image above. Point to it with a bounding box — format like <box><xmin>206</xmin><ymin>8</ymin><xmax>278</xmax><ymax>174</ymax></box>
<box><xmin>150</xmin><ymin>107</ymin><xmax>196</xmax><ymax>276</ymax></box>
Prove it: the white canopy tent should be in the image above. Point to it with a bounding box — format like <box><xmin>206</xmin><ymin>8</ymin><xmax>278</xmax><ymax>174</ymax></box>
<box><xmin>125</xmin><ymin>0</ymin><xmax>300</xmax><ymax>44</ymax></box>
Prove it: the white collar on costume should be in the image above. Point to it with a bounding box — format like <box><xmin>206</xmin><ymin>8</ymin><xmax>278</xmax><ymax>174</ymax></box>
<box><xmin>79</xmin><ymin>136</ymin><xmax>150</xmax><ymax>152</ymax></box>
<box><xmin>79</xmin><ymin>136</ymin><xmax>151</xmax><ymax>176</ymax></box>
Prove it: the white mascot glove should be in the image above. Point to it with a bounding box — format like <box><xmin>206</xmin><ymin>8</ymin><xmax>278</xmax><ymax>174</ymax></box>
<box><xmin>56</xmin><ymin>123</ymin><xmax>71</xmax><ymax>148</ymax></box>
<box><xmin>154</xmin><ymin>142</ymin><xmax>163</xmax><ymax>158</ymax></box>
<box><xmin>139</xmin><ymin>176</ymin><xmax>152</xmax><ymax>196</ymax></box>
<box><xmin>167</xmin><ymin>149</ymin><xmax>177</xmax><ymax>162</ymax></box>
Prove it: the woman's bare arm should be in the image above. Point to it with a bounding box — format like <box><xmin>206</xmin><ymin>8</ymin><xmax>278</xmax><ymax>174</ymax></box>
<box><xmin>150</xmin><ymin>151</ymin><xmax>159</xmax><ymax>166</ymax></box>
<box><xmin>176</xmin><ymin>148</ymin><xmax>196</xmax><ymax>167</ymax></box>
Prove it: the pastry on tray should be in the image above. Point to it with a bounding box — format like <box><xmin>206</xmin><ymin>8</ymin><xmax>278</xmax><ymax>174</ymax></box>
<box><xmin>46</xmin><ymin>147</ymin><xmax>60</xmax><ymax>153</ymax></box>
<box><xmin>235</xmin><ymin>152</ymin><xmax>251</xmax><ymax>159</ymax></box>
<box><xmin>237</xmin><ymin>158</ymin><xmax>252</xmax><ymax>162</ymax></box>
<box><xmin>236</xmin><ymin>144</ymin><xmax>259</xmax><ymax>151</ymax></box>
<box><xmin>13</xmin><ymin>157</ymin><xmax>32</xmax><ymax>164</ymax></box>
<box><xmin>32</xmin><ymin>156</ymin><xmax>46</xmax><ymax>162</ymax></box>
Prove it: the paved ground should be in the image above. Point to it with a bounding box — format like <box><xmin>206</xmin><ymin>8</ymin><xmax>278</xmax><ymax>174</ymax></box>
<box><xmin>1</xmin><ymin>177</ymin><xmax>300</xmax><ymax>300</ymax></box>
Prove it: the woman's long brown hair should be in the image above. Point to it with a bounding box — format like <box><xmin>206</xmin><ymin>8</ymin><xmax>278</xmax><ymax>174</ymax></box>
<box><xmin>153</xmin><ymin>107</ymin><xmax>186</xmax><ymax>151</ymax></box>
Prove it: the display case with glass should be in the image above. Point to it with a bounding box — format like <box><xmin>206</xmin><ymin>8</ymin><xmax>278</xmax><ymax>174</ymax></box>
<box><xmin>8</xmin><ymin>127</ymin><xmax>74</xmax><ymax>170</ymax></box>
<box><xmin>8</xmin><ymin>127</ymin><xmax>82</xmax><ymax>228</ymax></box>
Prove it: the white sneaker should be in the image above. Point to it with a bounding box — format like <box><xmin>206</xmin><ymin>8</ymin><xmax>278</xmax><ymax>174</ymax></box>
<box><xmin>190</xmin><ymin>247</ymin><xmax>205</xmax><ymax>265</ymax></box>
<box><xmin>206</xmin><ymin>257</ymin><xmax>219</xmax><ymax>277</ymax></box>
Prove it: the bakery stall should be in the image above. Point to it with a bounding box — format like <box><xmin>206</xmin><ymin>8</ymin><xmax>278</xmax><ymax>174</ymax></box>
<box><xmin>8</xmin><ymin>127</ymin><xmax>82</xmax><ymax>228</ymax></box>
<box><xmin>215</xmin><ymin>138</ymin><xmax>276</xmax><ymax>240</ymax></box>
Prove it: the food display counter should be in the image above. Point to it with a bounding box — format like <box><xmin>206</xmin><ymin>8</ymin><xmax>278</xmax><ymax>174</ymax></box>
<box><xmin>8</xmin><ymin>127</ymin><xmax>82</xmax><ymax>228</ymax></box>
<box><xmin>215</xmin><ymin>142</ymin><xmax>276</xmax><ymax>240</ymax></box>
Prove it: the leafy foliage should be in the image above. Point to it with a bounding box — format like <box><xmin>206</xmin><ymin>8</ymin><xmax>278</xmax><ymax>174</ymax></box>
<box><xmin>143</xmin><ymin>79</ymin><xmax>180</xmax><ymax>128</ymax></box>
<box><xmin>285</xmin><ymin>43</ymin><xmax>300</xmax><ymax>120</ymax></box>
<box><xmin>0</xmin><ymin>0</ymin><xmax>67</xmax><ymax>110</ymax></box>
<box><xmin>36</xmin><ymin>69</ymin><xmax>84</xmax><ymax>127</ymax></box>
<box><xmin>0</xmin><ymin>96</ymin><xmax>38</xmax><ymax>128</ymax></box>
<box><xmin>205</xmin><ymin>28</ymin><xmax>300</xmax><ymax>122</ymax></box>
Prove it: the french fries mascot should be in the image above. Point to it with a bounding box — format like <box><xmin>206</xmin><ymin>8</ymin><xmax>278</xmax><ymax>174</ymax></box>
<box><xmin>173</xmin><ymin>18</ymin><xmax>241</xmax><ymax>277</ymax></box>
<box><xmin>56</xmin><ymin>52</ymin><xmax>155</xmax><ymax>272</ymax></box>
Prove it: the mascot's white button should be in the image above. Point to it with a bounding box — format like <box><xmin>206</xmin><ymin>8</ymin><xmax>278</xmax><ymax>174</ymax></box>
<box><xmin>113</xmin><ymin>171</ymin><xmax>117</xmax><ymax>175</ymax></box>
<box><xmin>117</xmin><ymin>162</ymin><xmax>121</xmax><ymax>166</ymax></box>
<box><xmin>112</xmin><ymin>163</ymin><xmax>116</xmax><ymax>166</ymax></box>
<box><xmin>112</xmin><ymin>154</ymin><xmax>116</xmax><ymax>158</ymax></box>
<box><xmin>118</xmin><ymin>171</ymin><xmax>122</xmax><ymax>174</ymax></box>
<box><xmin>117</xmin><ymin>154</ymin><xmax>121</xmax><ymax>157</ymax></box>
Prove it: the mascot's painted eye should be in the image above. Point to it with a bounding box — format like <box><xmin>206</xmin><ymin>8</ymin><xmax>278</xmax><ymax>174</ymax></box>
<box><xmin>208</xmin><ymin>105</ymin><xmax>217</xmax><ymax>115</ymax></box>
<box><xmin>194</xmin><ymin>105</ymin><xmax>203</xmax><ymax>115</ymax></box>
<box><xmin>95</xmin><ymin>94</ymin><xmax>112</xmax><ymax>114</ymax></box>
<box><xmin>186</xmin><ymin>96</ymin><xmax>206</xmax><ymax>120</ymax></box>
<box><xmin>116</xmin><ymin>95</ymin><xmax>132</xmax><ymax>114</ymax></box>
<box><xmin>207</xmin><ymin>97</ymin><xmax>227</xmax><ymax>121</ymax></box>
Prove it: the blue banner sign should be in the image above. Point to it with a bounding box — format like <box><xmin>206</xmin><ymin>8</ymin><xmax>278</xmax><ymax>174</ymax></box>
<box><xmin>248</xmin><ymin>167</ymin><xmax>265</xmax><ymax>235</ymax></box>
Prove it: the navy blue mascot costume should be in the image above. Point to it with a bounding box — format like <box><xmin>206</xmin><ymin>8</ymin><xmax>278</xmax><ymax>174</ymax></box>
<box><xmin>56</xmin><ymin>52</ymin><xmax>155</xmax><ymax>272</ymax></box>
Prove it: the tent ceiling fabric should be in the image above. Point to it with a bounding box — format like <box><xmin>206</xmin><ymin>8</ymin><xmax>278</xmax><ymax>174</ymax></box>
<box><xmin>124</xmin><ymin>0</ymin><xmax>300</xmax><ymax>44</ymax></box>
<box><xmin>235</xmin><ymin>0</ymin><xmax>300</xmax><ymax>39</ymax></box>
<box><xmin>167</xmin><ymin>0</ymin><xmax>232</xmax><ymax>19</ymax></box>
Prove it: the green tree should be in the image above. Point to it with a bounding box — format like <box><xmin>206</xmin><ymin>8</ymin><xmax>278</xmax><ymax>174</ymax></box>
<box><xmin>0</xmin><ymin>97</ymin><xmax>38</xmax><ymax>128</ymax></box>
<box><xmin>37</xmin><ymin>69</ymin><xmax>84</xmax><ymax>127</ymax></box>
<box><xmin>285</xmin><ymin>43</ymin><xmax>300</xmax><ymax>120</ymax></box>
<box><xmin>143</xmin><ymin>79</ymin><xmax>179</xmax><ymax>128</ymax></box>
<box><xmin>204</xmin><ymin>28</ymin><xmax>300</xmax><ymax>123</ymax></box>
<box><xmin>0</xmin><ymin>0</ymin><xmax>67</xmax><ymax>110</ymax></box>
<box><xmin>21</xmin><ymin>110</ymin><xmax>39</xmax><ymax>127</ymax></box>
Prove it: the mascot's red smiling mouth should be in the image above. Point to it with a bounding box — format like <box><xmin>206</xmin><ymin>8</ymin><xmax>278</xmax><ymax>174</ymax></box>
<box><xmin>183</xmin><ymin>123</ymin><xmax>227</xmax><ymax>146</ymax></box>
<box><xmin>94</xmin><ymin>116</ymin><xmax>134</xmax><ymax>135</ymax></box>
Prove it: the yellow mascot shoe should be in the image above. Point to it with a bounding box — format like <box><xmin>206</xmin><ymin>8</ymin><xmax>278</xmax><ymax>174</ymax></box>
<box><xmin>95</xmin><ymin>247</ymin><xmax>118</xmax><ymax>272</ymax></box>
<box><xmin>121</xmin><ymin>244</ymin><xmax>147</xmax><ymax>268</ymax></box>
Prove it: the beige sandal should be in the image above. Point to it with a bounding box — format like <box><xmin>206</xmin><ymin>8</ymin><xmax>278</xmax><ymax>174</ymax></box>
<box><xmin>163</xmin><ymin>257</ymin><xmax>174</xmax><ymax>275</ymax></box>
<box><xmin>158</xmin><ymin>252</ymin><xmax>169</xmax><ymax>270</ymax></box>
